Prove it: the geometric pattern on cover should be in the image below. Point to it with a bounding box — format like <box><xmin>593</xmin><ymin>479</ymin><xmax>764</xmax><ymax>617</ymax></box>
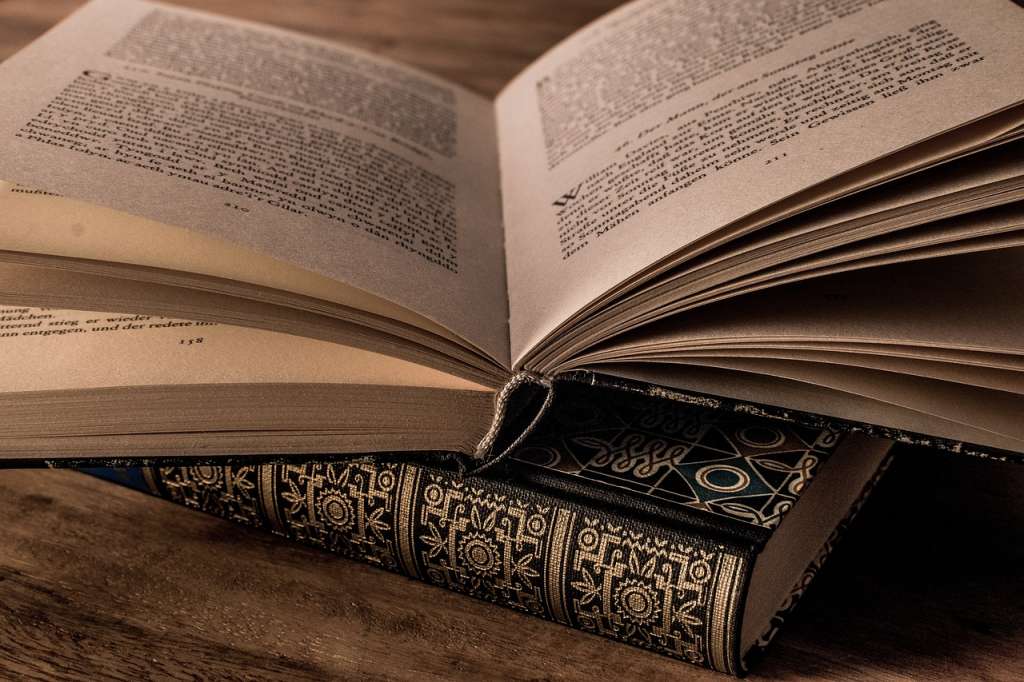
<box><xmin>153</xmin><ymin>461</ymin><xmax>750</xmax><ymax>674</ymax></box>
<box><xmin>141</xmin><ymin>388</ymin><xmax>857</xmax><ymax>673</ymax></box>
<box><xmin>513</xmin><ymin>384</ymin><xmax>844</xmax><ymax>528</ymax></box>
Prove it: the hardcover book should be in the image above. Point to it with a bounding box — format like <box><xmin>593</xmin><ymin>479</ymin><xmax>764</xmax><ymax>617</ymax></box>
<box><xmin>1</xmin><ymin>0</ymin><xmax>1023</xmax><ymax>465</ymax></box>
<box><xmin>90</xmin><ymin>383</ymin><xmax>894</xmax><ymax>675</ymax></box>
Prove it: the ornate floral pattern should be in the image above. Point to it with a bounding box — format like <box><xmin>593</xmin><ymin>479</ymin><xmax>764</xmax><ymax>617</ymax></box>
<box><xmin>155</xmin><ymin>458</ymin><xmax>748</xmax><ymax>672</ymax></box>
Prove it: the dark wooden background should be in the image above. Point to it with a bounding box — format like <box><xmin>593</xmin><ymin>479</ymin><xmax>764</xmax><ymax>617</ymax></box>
<box><xmin>1</xmin><ymin>1</ymin><xmax>1022</xmax><ymax>679</ymax></box>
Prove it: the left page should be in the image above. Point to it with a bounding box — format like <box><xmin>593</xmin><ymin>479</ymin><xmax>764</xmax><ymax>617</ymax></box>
<box><xmin>0</xmin><ymin>0</ymin><xmax>510</xmax><ymax>365</ymax></box>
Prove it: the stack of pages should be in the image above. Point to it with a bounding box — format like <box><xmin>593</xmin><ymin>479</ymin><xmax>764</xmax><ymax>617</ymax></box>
<box><xmin>0</xmin><ymin>0</ymin><xmax>1021</xmax><ymax>463</ymax></box>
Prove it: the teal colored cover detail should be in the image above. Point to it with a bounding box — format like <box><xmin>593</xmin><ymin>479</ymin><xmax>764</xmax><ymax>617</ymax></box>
<box><xmin>82</xmin><ymin>467</ymin><xmax>151</xmax><ymax>492</ymax></box>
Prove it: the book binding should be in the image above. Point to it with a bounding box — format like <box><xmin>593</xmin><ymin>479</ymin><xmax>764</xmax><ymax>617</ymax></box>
<box><xmin>118</xmin><ymin>455</ymin><xmax>888</xmax><ymax>675</ymax></box>
<box><xmin>469</xmin><ymin>371</ymin><xmax>555</xmax><ymax>473</ymax></box>
<box><xmin>91</xmin><ymin>382</ymin><xmax>893</xmax><ymax>675</ymax></box>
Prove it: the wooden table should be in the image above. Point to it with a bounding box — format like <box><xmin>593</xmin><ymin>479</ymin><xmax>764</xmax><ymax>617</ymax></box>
<box><xmin>2</xmin><ymin>448</ymin><xmax>1022</xmax><ymax>680</ymax></box>
<box><xmin>0</xmin><ymin>1</ymin><xmax>1022</xmax><ymax>679</ymax></box>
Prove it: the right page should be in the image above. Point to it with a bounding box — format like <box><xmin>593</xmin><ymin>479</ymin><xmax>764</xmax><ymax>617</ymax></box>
<box><xmin>496</xmin><ymin>0</ymin><xmax>1024</xmax><ymax>366</ymax></box>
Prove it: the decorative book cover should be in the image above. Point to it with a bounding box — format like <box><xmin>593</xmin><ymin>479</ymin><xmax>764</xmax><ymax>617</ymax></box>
<box><xmin>88</xmin><ymin>383</ymin><xmax>891</xmax><ymax>675</ymax></box>
<box><xmin>562</xmin><ymin>371</ymin><xmax>1024</xmax><ymax>465</ymax></box>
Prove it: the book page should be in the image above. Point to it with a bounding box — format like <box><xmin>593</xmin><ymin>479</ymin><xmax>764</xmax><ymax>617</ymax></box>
<box><xmin>0</xmin><ymin>0</ymin><xmax>510</xmax><ymax>365</ymax></box>
<box><xmin>497</xmin><ymin>0</ymin><xmax>1024</xmax><ymax>365</ymax></box>
<box><xmin>585</xmin><ymin>247</ymin><xmax>1024</xmax><ymax>359</ymax></box>
<box><xmin>0</xmin><ymin>306</ymin><xmax>487</xmax><ymax>393</ymax></box>
<box><xmin>0</xmin><ymin>182</ymin><xmax>469</xmax><ymax>347</ymax></box>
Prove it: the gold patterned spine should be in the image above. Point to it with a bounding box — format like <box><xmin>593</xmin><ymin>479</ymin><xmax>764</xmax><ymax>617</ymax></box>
<box><xmin>544</xmin><ymin>508</ymin><xmax>576</xmax><ymax>625</ymax></box>
<box><xmin>153</xmin><ymin>460</ymin><xmax>755</xmax><ymax>675</ymax></box>
<box><xmin>395</xmin><ymin>466</ymin><xmax>423</xmax><ymax>580</ymax></box>
<box><xmin>708</xmin><ymin>553</ymin><xmax>746</xmax><ymax>675</ymax></box>
<box><xmin>258</xmin><ymin>466</ymin><xmax>285</xmax><ymax>533</ymax></box>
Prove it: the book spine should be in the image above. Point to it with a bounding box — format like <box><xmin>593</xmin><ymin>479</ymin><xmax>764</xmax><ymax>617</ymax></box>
<box><xmin>121</xmin><ymin>460</ymin><xmax>755</xmax><ymax>675</ymax></box>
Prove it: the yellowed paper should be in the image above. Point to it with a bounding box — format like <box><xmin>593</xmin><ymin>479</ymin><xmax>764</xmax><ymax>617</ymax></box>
<box><xmin>0</xmin><ymin>0</ymin><xmax>510</xmax><ymax>364</ymax></box>
<box><xmin>498</xmin><ymin>0</ymin><xmax>1024</xmax><ymax>364</ymax></box>
<box><xmin>0</xmin><ymin>306</ymin><xmax>488</xmax><ymax>393</ymax></box>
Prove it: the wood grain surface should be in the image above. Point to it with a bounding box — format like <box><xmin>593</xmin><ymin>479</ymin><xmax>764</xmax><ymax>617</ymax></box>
<box><xmin>1</xmin><ymin>448</ymin><xmax>1022</xmax><ymax>680</ymax></box>
<box><xmin>0</xmin><ymin>0</ymin><xmax>1022</xmax><ymax>679</ymax></box>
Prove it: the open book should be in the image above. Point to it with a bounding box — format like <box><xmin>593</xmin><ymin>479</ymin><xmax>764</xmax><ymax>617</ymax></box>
<box><xmin>1</xmin><ymin>0</ymin><xmax>1023</xmax><ymax>465</ymax></box>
